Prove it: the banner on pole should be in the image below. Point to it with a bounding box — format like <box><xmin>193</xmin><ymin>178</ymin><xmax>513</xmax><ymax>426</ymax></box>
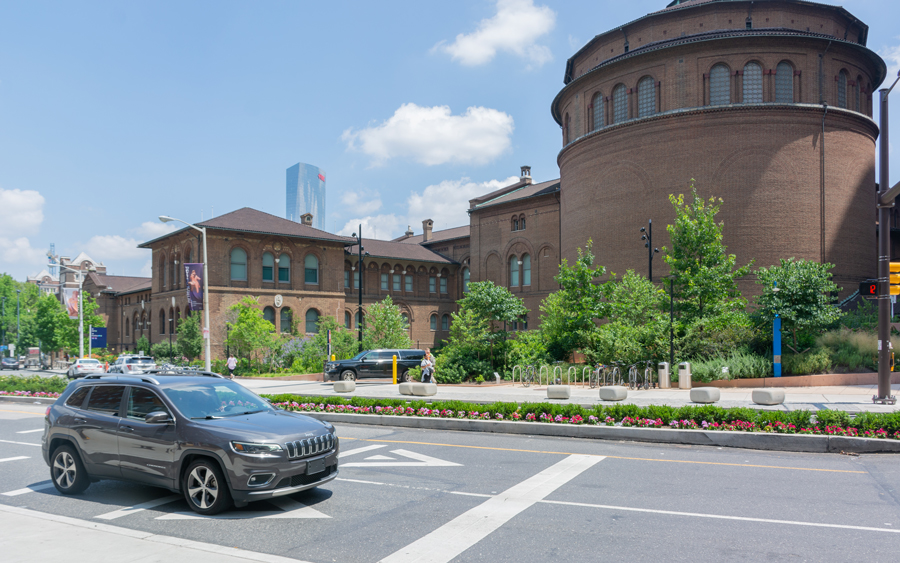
<box><xmin>184</xmin><ymin>263</ymin><xmax>204</xmax><ymax>311</ymax></box>
<box><xmin>90</xmin><ymin>327</ymin><xmax>107</xmax><ymax>349</ymax></box>
<box><xmin>64</xmin><ymin>288</ymin><xmax>80</xmax><ymax>319</ymax></box>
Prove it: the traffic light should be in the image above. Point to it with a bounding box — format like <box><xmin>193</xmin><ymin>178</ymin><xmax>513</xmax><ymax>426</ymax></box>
<box><xmin>860</xmin><ymin>280</ymin><xmax>877</xmax><ymax>296</ymax></box>
<box><xmin>892</xmin><ymin>263</ymin><xmax>900</xmax><ymax>295</ymax></box>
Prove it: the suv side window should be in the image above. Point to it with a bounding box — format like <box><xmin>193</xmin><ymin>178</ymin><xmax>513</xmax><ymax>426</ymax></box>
<box><xmin>127</xmin><ymin>388</ymin><xmax>171</xmax><ymax>420</ymax></box>
<box><xmin>86</xmin><ymin>385</ymin><xmax>125</xmax><ymax>416</ymax></box>
<box><xmin>65</xmin><ymin>387</ymin><xmax>90</xmax><ymax>409</ymax></box>
<box><xmin>400</xmin><ymin>351</ymin><xmax>424</xmax><ymax>360</ymax></box>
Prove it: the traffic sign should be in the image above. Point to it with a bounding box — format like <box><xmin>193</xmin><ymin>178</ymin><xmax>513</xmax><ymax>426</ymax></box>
<box><xmin>90</xmin><ymin>327</ymin><xmax>107</xmax><ymax>349</ymax></box>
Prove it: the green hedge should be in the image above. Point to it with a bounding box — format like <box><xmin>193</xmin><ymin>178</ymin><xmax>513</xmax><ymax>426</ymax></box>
<box><xmin>0</xmin><ymin>375</ymin><xmax>69</xmax><ymax>394</ymax></box>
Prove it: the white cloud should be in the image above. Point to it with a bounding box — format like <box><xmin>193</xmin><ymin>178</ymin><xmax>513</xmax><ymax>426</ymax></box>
<box><xmin>881</xmin><ymin>37</ymin><xmax>900</xmax><ymax>81</ymax></box>
<box><xmin>84</xmin><ymin>235</ymin><xmax>147</xmax><ymax>261</ymax></box>
<box><xmin>337</xmin><ymin>214</ymin><xmax>404</xmax><ymax>240</ymax></box>
<box><xmin>342</xmin><ymin>103</ymin><xmax>514</xmax><ymax>166</ymax></box>
<box><xmin>130</xmin><ymin>221</ymin><xmax>178</xmax><ymax>240</ymax></box>
<box><xmin>0</xmin><ymin>187</ymin><xmax>44</xmax><ymax>237</ymax></box>
<box><xmin>407</xmin><ymin>176</ymin><xmax>519</xmax><ymax>231</ymax></box>
<box><xmin>434</xmin><ymin>0</ymin><xmax>555</xmax><ymax>68</ymax></box>
<box><xmin>0</xmin><ymin>237</ymin><xmax>46</xmax><ymax>270</ymax></box>
<box><xmin>340</xmin><ymin>190</ymin><xmax>383</xmax><ymax>216</ymax></box>
<box><xmin>140</xmin><ymin>259</ymin><xmax>152</xmax><ymax>277</ymax></box>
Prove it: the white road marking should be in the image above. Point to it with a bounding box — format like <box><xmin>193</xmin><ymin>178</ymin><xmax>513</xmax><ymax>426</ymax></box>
<box><xmin>0</xmin><ymin>456</ymin><xmax>29</xmax><ymax>463</ymax></box>
<box><xmin>448</xmin><ymin>491</ymin><xmax>493</xmax><ymax>498</ymax></box>
<box><xmin>95</xmin><ymin>495</ymin><xmax>182</xmax><ymax>520</ymax></box>
<box><xmin>3</xmin><ymin>482</ymin><xmax>55</xmax><ymax>496</ymax></box>
<box><xmin>364</xmin><ymin>455</ymin><xmax>396</xmax><ymax>461</ymax></box>
<box><xmin>16</xmin><ymin>429</ymin><xmax>44</xmax><ymax>434</ymax></box>
<box><xmin>0</xmin><ymin>503</ymin><xmax>315</xmax><ymax>563</ymax></box>
<box><xmin>541</xmin><ymin>499</ymin><xmax>900</xmax><ymax>534</ymax></box>
<box><xmin>342</xmin><ymin>449</ymin><xmax>462</xmax><ymax>468</ymax></box>
<box><xmin>379</xmin><ymin>454</ymin><xmax>604</xmax><ymax>563</ymax></box>
<box><xmin>336</xmin><ymin>477</ymin><xmax>386</xmax><ymax>485</ymax></box>
<box><xmin>0</xmin><ymin>439</ymin><xmax>41</xmax><ymax>447</ymax></box>
<box><xmin>338</xmin><ymin>444</ymin><xmax>387</xmax><ymax>458</ymax></box>
<box><xmin>157</xmin><ymin>497</ymin><xmax>330</xmax><ymax>520</ymax></box>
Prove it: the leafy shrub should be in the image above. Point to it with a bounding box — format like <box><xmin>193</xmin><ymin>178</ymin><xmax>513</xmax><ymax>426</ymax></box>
<box><xmin>689</xmin><ymin>349</ymin><xmax>772</xmax><ymax>382</ymax></box>
<box><xmin>679</xmin><ymin>311</ymin><xmax>756</xmax><ymax>361</ymax></box>
<box><xmin>840</xmin><ymin>299</ymin><xmax>877</xmax><ymax>331</ymax></box>
<box><xmin>782</xmin><ymin>348</ymin><xmax>832</xmax><ymax>375</ymax></box>
<box><xmin>0</xmin><ymin>375</ymin><xmax>68</xmax><ymax>393</ymax></box>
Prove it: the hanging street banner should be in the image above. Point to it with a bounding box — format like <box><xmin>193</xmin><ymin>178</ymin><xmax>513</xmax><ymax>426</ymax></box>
<box><xmin>184</xmin><ymin>263</ymin><xmax>204</xmax><ymax>311</ymax></box>
<box><xmin>64</xmin><ymin>288</ymin><xmax>80</xmax><ymax>319</ymax></box>
<box><xmin>90</xmin><ymin>327</ymin><xmax>107</xmax><ymax>349</ymax></box>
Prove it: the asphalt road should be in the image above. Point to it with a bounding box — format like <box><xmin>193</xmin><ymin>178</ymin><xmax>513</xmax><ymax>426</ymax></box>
<box><xmin>1</xmin><ymin>403</ymin><xmax>899</xmax><ymax>562</ymax></box>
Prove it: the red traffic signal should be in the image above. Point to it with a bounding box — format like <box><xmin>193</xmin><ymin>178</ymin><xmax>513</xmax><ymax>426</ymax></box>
<box><xmin>860</xmin><ymin>281</ymin><xmax>878</xmax><ymax>296</ymax></box>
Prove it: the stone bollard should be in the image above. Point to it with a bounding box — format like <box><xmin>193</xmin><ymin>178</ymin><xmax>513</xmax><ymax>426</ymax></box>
<box><xmin>690</xmin><ymin>387</ymin><xmax>720</xmax><ymax>403</ymax></box>
<box><xmin>752</xmin><ymin>388</ymin><xmax>785</xmax><ymax>405</ymax></box>
<box><xmin>546</xmin><ymin>385</ymin><xmax>571</xmax><ymax>399</ymax></box>
<box><xmin>411</xmin><ymin>382</ymin><xmax>437</xmax><ymax>396</ymax></box>
<box><xmin>398</xmin><ymin>382</ymin><xmax>414</xmax><ymax>396</ymax></box>
<box><xmin>599</xmin><ymin>386</ymin><xmax>628</xmax><ymax>401</ymax></box>
<box><xmin>333</xmin><ymin>380</ymin><xmax>356</xmax><ymax>393</ymax></box>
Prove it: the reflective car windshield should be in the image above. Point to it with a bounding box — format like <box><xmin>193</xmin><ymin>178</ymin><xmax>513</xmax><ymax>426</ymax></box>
<box><xmin>79</xmin><ymin>359</ymin><xmax>101</xmax><ymax>365</ymax></box>
<box><xmin>349</xmin><ymin>351</ymin><xmax>368</xmax><ymax>361</ymax></box>
<box><xmin>127</xmin><ymin>358</ymin><xmax>154</xmax><ymax>364</ymax></box>
<box><xmin>161</xmin><ymin>380</ymin><xmax>273</xmax><ymax>419</ymax></box>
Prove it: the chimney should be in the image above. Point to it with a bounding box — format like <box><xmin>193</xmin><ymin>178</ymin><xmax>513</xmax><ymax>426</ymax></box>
<box><xmin>520</xmin><ymin>165</ymin><xmax>532</xmax><ymax>184</ymax></box>
<box><xmin>422</xmin><ymin>219</ymin><xmax>434</xmax><ymax>242</ymax></box>
<box><xmin>300</xmin><ymin>213</ymin><xmax>314</xmax><ymax>226</ymax></box>
<box><xmin>405</xmin><ymin>225</ymin><xmax>414</xmax><ymax>237</ymax></box>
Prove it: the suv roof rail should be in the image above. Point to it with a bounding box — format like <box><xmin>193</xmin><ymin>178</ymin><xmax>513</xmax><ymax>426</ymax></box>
<box><xmin>83</xmin><ymin>374</ymin><xmax>160</xmax><ymax>385</ymax></box>
<box><xmin>145</xmin><ymin>369</ymin><xmax>224</xmax><ymax>379</ymax></box>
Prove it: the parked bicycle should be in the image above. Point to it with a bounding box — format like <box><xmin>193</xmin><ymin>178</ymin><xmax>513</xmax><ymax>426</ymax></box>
<box><xmin>643</xmin><ymin>360</ymin><xmax>655</xmax><ymax>389</ymax></box>
<box><xmin>522</xmin><ymin>364</ymin><xmax>536</xmax><ymax>387</ymax></box>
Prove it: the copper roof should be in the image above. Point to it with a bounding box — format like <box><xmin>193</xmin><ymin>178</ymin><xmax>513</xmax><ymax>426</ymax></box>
<box><xmin>395</xmin><ymin>225</ymin><xmax>471</xmax><ymax>245</ymax></box>
<box><xmin>346</xmin><ymin>239</ymin><xmax>454</xmax><ymax>264</ymax></box>
<box><xmin>139</xmin><ymin>207</ymin><xmax>353</xmax><ymax>248</ymax></box>
<box><xmin>471</xmin><ymin>179</ymin><xmax>560</xmax><ymax>211</ymax></box>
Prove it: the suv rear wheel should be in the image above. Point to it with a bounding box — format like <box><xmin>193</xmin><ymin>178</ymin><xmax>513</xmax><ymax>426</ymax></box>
<box><xmin>340</xmin><ymin>370</ymin><xmax>356</xmax><ymax>381</ymax></box>
<box><xmin>399</xmin><ymin>370</ymin><xmax>411</xmax><ymax>383</ymax></box>
<box><xmin>51</xmin><ymin>444</ymin><xmax>90</xmax><ymax>494</ymax></box>
<box><xmin>183</xmin><ymin>459</ymin><xmax>232</xmax><ymax>515</ymax></box>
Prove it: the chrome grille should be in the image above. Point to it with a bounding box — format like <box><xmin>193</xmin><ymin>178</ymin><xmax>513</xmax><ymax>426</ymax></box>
<box><xmin>285</xmin><ymin>433</ymin><xmax>335</xmax><ymax>460</ymax></box>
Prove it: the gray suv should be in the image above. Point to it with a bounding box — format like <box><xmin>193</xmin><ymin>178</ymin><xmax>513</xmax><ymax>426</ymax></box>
<box><xmin>42</xmin><ymin>373</ymin><xmax>339</xmax><ymax>515</ymax></box>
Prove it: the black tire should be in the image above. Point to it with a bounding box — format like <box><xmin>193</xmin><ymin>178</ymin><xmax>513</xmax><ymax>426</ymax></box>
<box><xmin>51</xmin><ymin>444</ymin><xmax>90</xmax><ymax>495</ymax></box>
<box><xmin>183</xmin><ymin>459</ymin><xmax>232</xmax><ymax>515</ymax></box>
<box><xmin>340</xmin><ymin>370</ymin><xmax>356</xmax><ymax>381</ymax></box>
<box><xmin>399</xmin><ymin>370</ymin><xmax>410</xmax><ymax>383</ymax></box>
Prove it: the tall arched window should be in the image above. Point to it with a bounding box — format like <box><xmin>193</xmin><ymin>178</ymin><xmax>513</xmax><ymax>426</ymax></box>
<box><xmin>344</xmin><ymin>311</ymin><xmax>351</xmax><ymax>329</ymax></box>
<box><xmin>230</xmin><ymin>248</ymin><xmax>247</xmax><ymax>281</ymax></box>
<box><xmin>522</xmin><ymin>254</ymin><xmax>531</xmax><ymax>286</ymax></box>
<box><xmin>775</xmin><ymin>61</ymin><xmax>793</xmax><ymax>103</ymax></box>
<box><xmin>125</xmin><ymin>318</ymin><xmax>130</xmax><ymax>337</ymax></box>
<box><xmin>430</xmin><ymin>314</ymin><xmax>437</xmax><ymax>331</ymax></box>
<box><xmin>305</xmin><ymin>309</ymin><xmax>319</xmax><ymax>333</ymax></box>
<box><xmin>612</xmin><ymin>84</ymin><xmax>627</xmax><ymax>123</ymax></box>
<box><xmin>520</xmin><ymin>215</ymin><xmax>526</xmax><ymax>230</ymax></box>
<box><xmin>855</xmin><ymin>76</ymin><xmax>862</xmax><ymax>113</ymax></box>
<box><xmin>401</xmin><ymin>313</ymin><xmax>409</xmax><ymax>329</ymax></box>
<box><xmin>592</xmin><ymin>92</ymin><xmax>605</xmax><ymax>130</ymax></box>
<box><xmin>161</xmin><ymin>255</ymin><xmax>167</xmax><ymax>289</ymax></box>
<box><xmin>278</xmin><ymin>253</ymin><xmax>290</xmax><ymax>283</ymax></box>
<box><xmin>262</xmin><ymin>252</ymin><xmax>275</xmax><ymax>282</ymax></box>
<box><xmin>564</xmin><ymin>113</ymin><xmax>571</xmax><ymax>144</ymax></box>
<box><xmin>280</xmin><ymin>308</ymin><xmax>292</xmax><ymax>334</ymax></box>
<box><xmin>637</xmin><ymin>77</ymin><xmax>656</xmax><ymax>117</ymax></box>
<box><xmin>441</xmin><ymin>314</ymin><xmax>450</xmax><ymax>331</ymax></box>
<box><xmin>838</xmin><ymin>70</ymin><xmax>848</xmax><ymax>108</ymax></box>
<box><xmin>355</xmin><ymin>311</ymin><xmax>364</xmax><ymax>328</ymax></box>
<box><xmin>462</xmin><ymin>267</ymin><xmax>470</xmax><ymax>293</ymax></box>
<box><xmin>710</xmin><ymin>64</ymin><xmax>730</xmax><ymax>105</ymax></box>
<box><xmin>171</xmin><ymin>257</ymin><xmax>177</xmax><ymax>288</ymax></box>
<box><xmin>509</xmin><ymin>255</ymin><xmax>520</xmax><ymax>287</ymax></box>
<box><xmin>743</xmin><ymin>62</ymin><xmax>763</xmax><ymax>103</ymax></box>
<box><xmin>263</xmin><ymin>306</ymin><xmax>275</xmax><ymax>326</ymax></box>
<box><xmin>159</xmin><ymin>309</ymin><xmax>166</xmax><ymax>334</ymax></box>
<box><xmin>304</xmin><ymin>255</ymin><xmax>319</xmax><ymax>284</ymax></box>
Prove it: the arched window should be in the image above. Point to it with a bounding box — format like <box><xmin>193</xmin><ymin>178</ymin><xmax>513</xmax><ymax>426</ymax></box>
<box><xmin>344</xmin><ymin>311</ymin><xmax>351</xmax><ymax>329</ymax></box>
<box><xmin>280</xmin><ymin>308</ymin><xmax>292</xmax><ymax>334</ymax></box>
<box><xmin>304</xmin><ymin>254</ymin><xmax>319</xmax><ymax>284</ymax></box>
<box><xmin>564</xmin><ymin>113</ymin><xmax>571</xmax><ymax>145</ymax></box>
<box><xmin>462</xmin><ymin>267</ymin><xmax>470</xmax><ymax>293</ymax></box>
<box><xmin>509</xmin><ymin>255</ymin><xmax>520</xmax><ymax>287</ymax></box>
<box><xmin>512</xmin><ymin>217</ymin><xmax>518</xmax><ymax>231</ymax></box>
<box><xmin>522</xmin><ymin>254</ymin><xmax>531</xmax><ymax>286</ymax></box>
<box><xmin>592</xmin><ymin>92</ymin><xmax>605</xmax><ymax>131</ymax></box>
<box><xmin>838</xmin><ymin>70</ymin><xmax>848</xmax><ymax>108</ymax></box>
<box><xmin>401</xmin><ymin>313</ymin><xmax>409</xmax><ymax>329</ymax></box>
<box><xmin>855</xmin><ymin>76</ymin><xmax>862</xmax><ymax>113</ymax></box>
<box><xmin>171</xmin><ymin>257</ymin><xmax>177</xmax><ymax>288</ymax></box>
<box><xmin>355</xmin><ymin>311</ymin><xmax>364</xmax><ymax>328</ymax></box>
<box><xmin>743</xmin><ymin>62</ymin><xmax>763</xmax><ymax>103</ymax></box>
<box><xmin>710</xmin><ymin>64</ymin><xmax>730</xmax><ymax>105</ymax></box>
<box><xmin>263</xmin><ymin>306</ymin><xmax>275</xmax><ymax>326</ymax></box>
<box><xmin>159</xmin><ymin>309</ymin><xmax>166</xmax><ymax>334</ymax></box>
<box><xmin>775</xmin><ymin>62</ymin><xmax>794</xmax><ymax>103</ymax></box>
<box><xmin>278</xmin><ymin>253</ymin><xmax>290</xmax><ymax>283</ymax></box>
<box><xmin>305</xmin><ymin>309</ymin><xmax>319</xmax><ymax>333</ymax></box>
<box><xmin>175</xmin><ymin>308</ymin><xmax>181</xmax><ymax>326</ymax></box>
<box><xmin>430</xmin><ymin>314</ymin><xmax>437</xmax><ymax>331</ymax></box>
<box><xmin>169</xmin><ymin>307</ymin><xmax>174</xmax><ymax>335</ymax></box>
<box><xmin>262</xmin><ymin>252</ymin><xmax>275</xmax><ymax>282</ymax></box>
<box><xmin>612</xmin><ymin>84</ymin><xmax>627</xmax><ymax>123</ymax></box>
<box><xmin>159</xmin><ymin>254</ymin><xmax>167</xmax><ymax>289</ymax></box>
<box><xmin>230</xmin><ymin>248</ymin><xmax>247</xmax><ymax>281</ymax></box>
<box><xmin>637</xmin><ymin>77</ymin><xmax>656</xmax><ymax>117</ymax></box>
<box><xmin>125</xmin><ymin>318</ymin><xmax>130</xmax><ymax>337</ymax></box>
<box><xmin>441</xmin><ymin>314</ymin><xmax>450</xmax><ymax>331</ymax></box>
<box><xmin>520</xmin><ymin>215</ymin><xmax>526</xmax><ymax>230</ymax></box>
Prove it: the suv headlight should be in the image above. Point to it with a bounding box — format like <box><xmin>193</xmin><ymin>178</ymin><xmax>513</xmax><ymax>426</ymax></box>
<box><xmin>325</xmin><ymin>363</ymin><xmax>336</xmax><ymax>370</ymax></box>
<box><xmin>231</xmin><ymin>441</ymin><xmax>284</xmax><ymax>455</ymax></box>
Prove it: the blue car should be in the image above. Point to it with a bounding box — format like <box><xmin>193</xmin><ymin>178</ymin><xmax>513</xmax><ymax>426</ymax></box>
<box><xmin>1</xmin><ymin>357</ymin><xmax>18</xmax><ymax>370</ymax></box>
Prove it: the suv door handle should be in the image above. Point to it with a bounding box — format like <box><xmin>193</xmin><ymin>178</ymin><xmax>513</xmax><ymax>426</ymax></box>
<box><xmin>120</xmin><ymin>425</ymin><xmax>134</xmax><ymax>433</ymax></box>
<box><xmin>73</xmin><ymin>417</ymin><xmax>86</xmax><ymax>424</ymax></box>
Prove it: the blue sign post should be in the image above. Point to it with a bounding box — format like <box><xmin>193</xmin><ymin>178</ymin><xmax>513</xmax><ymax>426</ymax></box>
<box><xmin>90</xmin><ymin>327</ymin><xmax>107</xmax><ymax>350</ymax></box>
<box><xmin>773</xmin><ymin>315</ymin><xmax>782</xmax><ymax>377</ymax></box>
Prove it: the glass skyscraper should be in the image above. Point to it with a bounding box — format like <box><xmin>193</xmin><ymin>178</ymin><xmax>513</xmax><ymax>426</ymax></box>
<box><xmin>286</xmin><ymin>162</ymin><xmax>326</xmax><ymax>231</ymax></box>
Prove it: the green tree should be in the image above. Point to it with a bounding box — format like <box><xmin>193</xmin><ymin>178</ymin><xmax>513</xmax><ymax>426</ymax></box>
<box><xmin>288</xmin><ymin>317</ymin><xmax>358</xmax><ymax>373</ymax></box>
<box><xmin>362</xmin><ymin>296</ymin><xmax>413</xmax><ymax>350</ymax></box>
<box><xmin>135</xmin><ymin>335</ymin><xmax>151</xmax><ymax>355</ymax></box>
<box><xmin>34</xmin><ymin>294</ymin><xmax>67</xmax><ymax>354</ymax></box>
<box><xmin>607</xmin><ymin>270</ymin><xmax>666</xmax><ymax>327</ymax></box>
<box><xmin>755</xmin><ymin>258</ymin><xmax>842</xmax><ymax>353</ymax></box>
<box><xmin>457</xmin><ymin>281</ymin><xmax>527</xmax><ymax>367</ymax></box>
<box><xmin>176</xmin><ymin>313</ymin><xmax>203</xmax><ymax>360</ymax></box>
<box><xmin>662</xmin><ymin>182</ymin><xmax>751</xmax><ymax>323</ymax></box>
<box><xmin>57</xmin><ymin>293</ymin><xmax>105</xmax><ymax>356</ymax></box>
<box><xmin>225</xmin><ymin>296</ymin><xmax>277</xmax><ymax>373</ymax></box>
<box><xmin>540</xmin><ymin>240</ymin><xmax>608</xmax><ymax>359</ymax></box>
<box><xmin>433</xmin><ymin>308</ymin><xmax>493</xmax><ymax>383</ymax></box>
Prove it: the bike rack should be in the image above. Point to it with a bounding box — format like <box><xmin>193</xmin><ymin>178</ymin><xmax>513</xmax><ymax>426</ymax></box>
<box><xmin>512</xmin><ymin>365</ymin><xmax>523</xmax><ymax>387</ymax></box>
<box><xmin>582</xmin><ymin>366</ymin><xmax>594</xmax><ymax>388</ymax></box>
<box><xmin>567</xmin><ymin>366</ymin><xmax>579</xmax><ymax>386</ymax></box>
<box><xmin>552</xmin><ymin>366</ymin><xmax>563</xmax><ymax>385</ymax></box>
<box><xmin>539</xmin><ymin>365</ymin><xmax>550</xmax><ymax>387</ymax></box>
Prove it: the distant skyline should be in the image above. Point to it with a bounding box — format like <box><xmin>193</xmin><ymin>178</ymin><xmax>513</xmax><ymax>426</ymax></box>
<box><xmin>0</xmin><ymin>0</ymin><xmax>898</xmax><ymax>280</ymax></box>
<box><xmin>286</xmin><ymin>162</ymin><xmax>326</xmax><ymax>231</ymax></box>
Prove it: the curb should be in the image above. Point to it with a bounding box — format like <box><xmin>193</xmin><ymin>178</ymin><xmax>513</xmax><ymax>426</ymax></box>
<box><xmin>302</xmin><ymin>412</ymin><xmax>900</xmax><ymax>454</ymax></box>
<box><xmin>0</xmin><ymin>395</ymin><xmax>58</xmax><ymax>406</ymax></box>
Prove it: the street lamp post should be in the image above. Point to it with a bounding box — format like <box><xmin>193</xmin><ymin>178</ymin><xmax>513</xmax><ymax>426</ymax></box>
<box><xmin>640</xmin><ymin>220</ymin><xmax>660</xmax><ymax>282</ymax></box>
<box><xmin>16</xmin><ymin>289</ymin><xmax>21</xmax><ymax>356</ymax></box>
<box><xmin>350</xmin><ymin>226</ymin><xmax>369</xmax><ymax>353</ymax></box>
<box><xmin>169</xmin><ymin>295</ymin><xmax>175</xmax><ymax>364</ymax></box>
<box><xmin>159</xmin><ymin>216</ymin><xmax>211</xmax><ymax>372</ymax></box>
<box><xmin>1</xmin><ymin>296</ymin><xmax>6</xmax><ymax>354</ymax></box>
<box><xmin>60</xmin><ymin>265</ymin><xmax>94</xmax><ymax>358</ymax></box>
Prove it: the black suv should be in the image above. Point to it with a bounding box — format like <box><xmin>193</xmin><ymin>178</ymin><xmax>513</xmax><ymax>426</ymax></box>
<box><xmin>42</xmin><ymin>373</ymin><xmax>339</xmax><ymax>515</ymax></box>
<box><xmin>325</xmin><ymin>349</ymin><xmax>426</xmax><ymax>382</ymax></box>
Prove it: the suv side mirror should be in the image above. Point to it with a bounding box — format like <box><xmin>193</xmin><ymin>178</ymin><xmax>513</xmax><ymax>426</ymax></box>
<box><xmin>145</xmin><ymin>411</ymin><xmax>172</xmax><ymax>424</ymax></box>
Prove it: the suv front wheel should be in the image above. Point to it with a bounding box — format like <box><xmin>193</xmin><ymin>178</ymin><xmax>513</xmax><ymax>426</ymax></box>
<box><xmin>183</xmin><ymin>459</ymin><xmax>232</xmax><ymax>515</ymax></box>
<box><xmin>51</xmin><ymin>444</ymin><xmax>90</xmax><ymax>494</ymax></box>
<box><xmin>399</xmin><ymin>370</ymin><xmax>411</xmax><ymax>383</ymax></box>
<box><xmin>340</xmin><ymin>370</ymin><xmax>356</xmax><ymax>381</ymax></box>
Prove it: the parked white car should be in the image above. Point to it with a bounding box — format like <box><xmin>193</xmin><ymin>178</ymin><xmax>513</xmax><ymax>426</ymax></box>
<box><xmin>67</xmin><ymin>358</ymin><xmax>105</xmax><ymax>379</ymax></box>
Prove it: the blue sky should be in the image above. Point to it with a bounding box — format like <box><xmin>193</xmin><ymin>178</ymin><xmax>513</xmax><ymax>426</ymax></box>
<box><xmin>1</xmin><ymin>0</ymin><xmax>898</xmax><ymax>280</ymax></box>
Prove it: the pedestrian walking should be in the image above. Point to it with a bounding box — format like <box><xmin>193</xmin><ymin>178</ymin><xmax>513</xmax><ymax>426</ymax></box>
<box><xmin>420</xmin><ymin>349</ymin><xmax>435</xmax><ymax>383</ymax></box>
<box><xmin>227</xmin><ymin>354</ymin><xmax>237</xmax><ymax>379</ymax></box>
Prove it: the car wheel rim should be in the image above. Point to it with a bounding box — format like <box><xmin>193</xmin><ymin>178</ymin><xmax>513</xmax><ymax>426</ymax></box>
<box><xmin>53</xmin><ymin>452</ymin><xmax>76</xmax><ymax>489</ymax></box>
<box><xmin>187</xmin><ymin>466</ymin><xmax>218</xmax><ymax>509</ymax></box>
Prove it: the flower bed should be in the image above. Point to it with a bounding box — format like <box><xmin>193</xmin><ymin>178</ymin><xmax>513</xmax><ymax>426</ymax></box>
<box><xmin>0</xmin><ymin>390</ymin><xmax>61</xmax><ymax>398</ymax></box>
<box><xmin>265</xmin><ymin>394</ymin><xmax>900</xmax><ymax>440</ymax></box>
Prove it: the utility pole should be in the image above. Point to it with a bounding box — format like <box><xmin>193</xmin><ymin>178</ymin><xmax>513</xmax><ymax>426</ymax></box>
<box><xmin>640</xmin><ymin>220</ymin><xmax>660</xmax><ymax>282</ymax></box>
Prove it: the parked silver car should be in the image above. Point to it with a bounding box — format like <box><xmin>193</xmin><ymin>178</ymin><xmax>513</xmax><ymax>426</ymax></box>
<box><xmin>109</xmin><ymin>355</ymin><xmax>157</xmax><ymax>374</ymax></box>
<box><xmin>67</xmin><ymin>358</ymin><xmax>105</xmax><ymax>379</ymax></box>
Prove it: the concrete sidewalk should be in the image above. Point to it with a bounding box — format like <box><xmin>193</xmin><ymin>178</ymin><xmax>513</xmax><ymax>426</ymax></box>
<box><xmin>239</xmin><ymin>378</ymin><xmax>900</xmax><ymax>413</ymax></box>
<box><xmin>0</xmin><ymin>504</ymin><xmax>308</xmax><ymax>563</ymax></box>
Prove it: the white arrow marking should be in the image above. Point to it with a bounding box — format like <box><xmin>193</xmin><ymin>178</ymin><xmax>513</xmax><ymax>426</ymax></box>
<box><xmin>0</xmin><ymin>456</ymin><xmax>29</xmax><ymax>463</ymax></box>
<box><xmin>96</xmin><ymin>495</ymin><xmax>182</xmax><ymax>520</ymax></box>
<box><xmin>157</xmin><ymin>497</ymin><xmax>330</xmax><ymax>520</ymax></box>
<box><xmin>16</xmin><ymin>429</ymin><xmax>44</xmax><ymax>434</ymax></box>
<box><xmin>341</xmin><ymin>449</ymin><xmax>461</xmax><ymax>468</ymax></box>
<box><xmin>3</xmin><ymin>482</ymin><xmax>54</xmax><ymax>496</ymax></box>
<box><xmin>338</xmin><ymin>444</ymin><xmax>387</xmax><ymax>458</ymax></box>
<box><xmin>364</xmin><ymin>455</ymin><xmax>396</xmax><ymax>461</ymax></box>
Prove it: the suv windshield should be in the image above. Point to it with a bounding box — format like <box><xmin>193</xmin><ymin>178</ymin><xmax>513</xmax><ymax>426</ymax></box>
<box><xmin>161</xmin><ymin>380</ymin><xmax>273</xmax><ymax>419</ymax></box>
<box><xmin>127</xmin><ymin>357</ymin><xmax>154</xmax><ymax>364</ymax></box>
<box><xmin>78</xmin><ymin>359</ymin><xmax>101</xmax><ymax>365</ymax></box>
<box><xmin>349</xmin><ymin>351</ymin><xmax>368</xmax><ymax>361</ymax></box>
